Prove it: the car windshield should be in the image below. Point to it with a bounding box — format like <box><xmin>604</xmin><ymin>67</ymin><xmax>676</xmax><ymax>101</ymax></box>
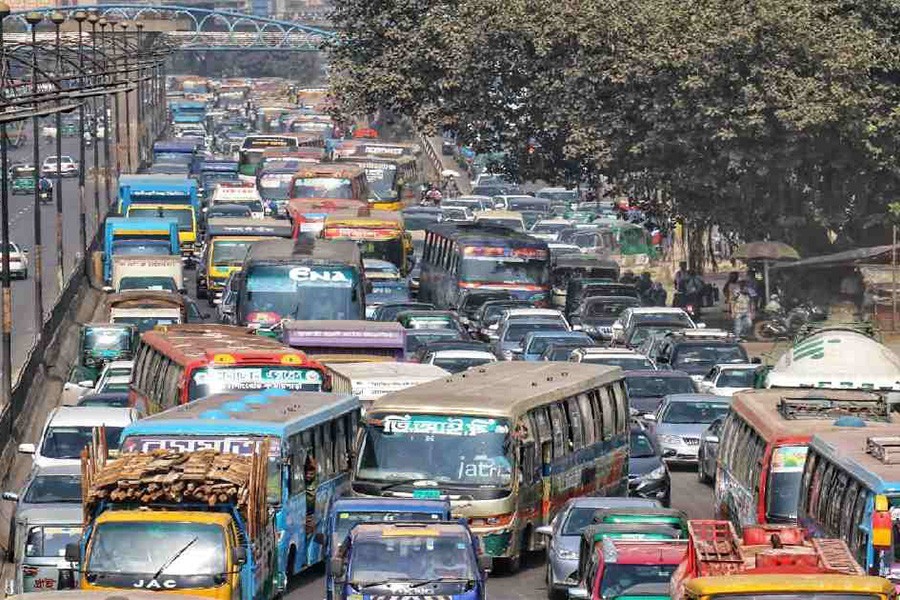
<box><xmin>581</xmin><ymin>356</ymin><xmax>655</xmax><ymax>370</ymax></box>
<box><xmin>432</xmin><ymin>356</ymin><xmax>494</xmax><ymax>374</ymax></box>
<box><xmin>717</xmin><ymin>369</ymin><xmax>756</xmax><ymax>388</ymax></box>
<box><xmin>212</xmin><ymin>239</ymin><xmax>254</xmax><ymax>266</ymax></box>
<box><xmin>85</xmin><ymin>521</ymin><xmax>225</xmax><ymax>578</ymax></box>
<box><xmin>626</xmin><ymin>376</ymin><xmax>696</xmax><ymax>397</ymax></box>
<box><xmin>481</xmin><ymin>303</ymin><xmax>531</xmax><ymax>325</ymax></box>
<box><xmin>333</xmin><ymin>511</ymin><xmax>446</xmax><ymax>549</ymax></box>
<box><xmin>118</xmin><ymin>277</ymin><xmax>177</xmax><ymax>292</ymax></box>
<box><xmin>562</xmin><ymin>507</ymin><xmax>601</xmax><ymax>535</ymax></box>
<box><xmin>673</xmin><ymin>345</ymin><xmax>746</xmax><ymax>369</ymax></box>
<box><xmin>600</xmin><ymin>564</ymin><xmax>678</xmax><ymax>599</ymax></box>
<box><xmin>23</xmin><ymin>474</ymin><xmax>82</xmax><ymax>503</ymax></box>
<box><xmin>348</xmin><ymin>534</ymin><xmax>476</xmax><ymax>584</ymax></box>
<box><xmin>41</xmin><ymin>426</ymin><xmax>124</xmax><ymax>459</ymax></box>
<box><xmin>404</xmin><ymin>215</ymin><xmax>441</xmax><ymax>231</ymax></box>
<box><xmin>660</xmin><ymin>401</ymin><xmax>730</xmax><ymax>425</ymax></box>
<box><xmin>545</xmin><ymin>345</ymin><xmax>585</xmax><ymax>360</ymax></box>
<box><xmin>628</xmin><ymin>325</ymin><xmax>688</xmax><ymax>346</ymax></box>
<box><xmin>584</xmin><ymin>299</ymin><xmax>639</xmax><ymax>318</ymax></box>
<box><xmin>358</xmin><ymin>413</ymin><xmax>513</xmax><ymax>488</ymax></box>
<box><xmin>405</xmin><ymin>330</ymin><xmax>462</xmax><ymax>353</ymax></box>
<box><xmin>79</xmin><ymin>394</ymin><xmax>130</xmax><ymax>408</ymax></box>
<box><xmin>25</xmin><ymin>526</ymin><xmax>81</xmax><ymax>559</ymax></box>
<box><xmin>291</xmin><ymin>177</ymin><xmax>353</xmax><ymax>199</ymax></box>
<box><xmin>634</xmin><ymin>313</ymin><xmax>693</xmax><ymax>326</ymax></box>
<box><xmin>503</xmin><ymin>322</ymin><xmax>567</xmax><ymax>343</ymax></box>
<box><xmin>630</xmin><ymin>430</ymin><xmax>657</xmax><ymax>458</ymax></box>
<box><xmin>533</xmin><ymin>222</ymin><xmax>570</xmax><ymax>234</ymax></box>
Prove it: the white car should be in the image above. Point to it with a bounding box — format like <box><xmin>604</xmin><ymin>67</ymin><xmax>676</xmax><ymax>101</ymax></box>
<box><xmin>18</xmin><ymin>406</ymin><xmax>140</xmax><ymax>468</ymax></box>
<box><xmin>7</xmin><ymin>243</ymin><xmax>28</xmax><ymax>279</ymax></box>
<box><xmin>41</xmin><ymin>155</ymin><xmax>79</xmax><ymax>178</ymax></box>
<box><xmin>529</xmin><ymin>219</ymin><xmax>573</xmax><ymax>242</ymax></box>
<box><xmin>92</xmin><ymin>360</ymin><xmax>134</xmax><ymax>394</ymax></box>
<box><xmin>698</xmin><ymin>363</ymin><xmax>762</xmax><ymax>396</ymax></box>
<box><xmin>568</xmin><ymin>347</ymin><xmax>657</xmax><ymax>371</ymax></box>
<box><xmin>441</xmin><ymin>195</ymin><xmax>493</xmax><ymax>212</ymax></box>
<box><xmin>423</xmin><ymin>349</ymin><xmax>497</xmax><ymax>374</ymax></box>
<box><xmin>497</xmin><ymin>308</ymin><xmax>570</xmax><ymax>331</ymax></box>
<box><xmin>612</xmin><ymin>306</ymin><xmax>698</xmax><ymax>344</ymax></box>
<box><xmin>441</xmin><ymin>206</ymin><xmax>474</xmax><ymax>222</ymax></box>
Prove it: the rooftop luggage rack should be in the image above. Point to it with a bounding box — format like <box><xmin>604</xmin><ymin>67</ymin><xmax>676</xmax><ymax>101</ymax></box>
<box><xmin>811</xmin><ymin>538</ymin><xmax>865</xmax><ymax>575</ymax></box>
<box><xmin>866</xmin><ymin>436</ymin><xmax>900</xmax><ymax>464</ymax></box>
<box><xmin>778</xmin><ymin>395</ymin><xmax>889</xmax><ymax>422</ymax></box>
<box><xmin>685</xmin><ymin>520</ymin><xmax>744</xmax><ymax>577</ymax></box>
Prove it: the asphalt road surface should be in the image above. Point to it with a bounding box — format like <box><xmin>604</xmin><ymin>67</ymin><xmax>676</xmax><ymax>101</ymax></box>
<box><xmin>283</xmin><ymin>469</ymin><xmax>714</xmax><ymax>600</ymax></box>
<box><xmin>4</xmin><ymin>129</ymin><xmax>111</xmax><ymax>381</ymax></box>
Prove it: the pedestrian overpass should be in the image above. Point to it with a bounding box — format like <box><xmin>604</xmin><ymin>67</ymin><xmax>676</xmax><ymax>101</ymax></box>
<box><xmin>7</xmin><ymin>4</ymin><xmax>333</xmax><ymax>52</ymax></box>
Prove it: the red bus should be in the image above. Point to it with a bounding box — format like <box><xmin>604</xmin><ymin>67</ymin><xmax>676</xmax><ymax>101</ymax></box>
<box><xmin>286</xmin><ymin>199</ymin><xmax>368</xmax><ymax>238</ymax></box>
<box><xmin>714</xmin><ymin>388</ymin><xmax>899</xmax><ymax>532</ymax></box>
<box><xmin>129</xmin><ymin>324</ymin><xmax>327</xmax><ymax>414</ymax></box>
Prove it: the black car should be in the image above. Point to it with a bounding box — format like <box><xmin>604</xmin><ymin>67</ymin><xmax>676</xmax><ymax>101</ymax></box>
<box><xmin>628</xmin><ymin>426</ymin><xmax>671</xmax><ymax>507</ymax></box>
<box><xmin>370</xmin><ymin>301</ymin><xmax>435</xmax><ymax>322</ymax></box>
<box><xmin>652</xmin><ymin>331</ymin><xmax>748</xmax><ymax>379</ymax></box>
<box><xmin>571</xmin><ymin>295</ymin><xmax>641</xmax><ymax>341</ymax></box>
<box><xmin>624</xmin><ymin>370</ymin><xmax>697</xmax><ymax>414</ymax></box>
<box><xmin>457</xmin><ymin>290</ymin><xmax>514</xmax><ymax>326</ymax></box>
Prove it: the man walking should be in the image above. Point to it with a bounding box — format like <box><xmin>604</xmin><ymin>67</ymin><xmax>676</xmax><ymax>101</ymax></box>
<box><xmin>732</xmin><ymin>281</ymin><xmax>754</xmax><ymax>339</ymax></box>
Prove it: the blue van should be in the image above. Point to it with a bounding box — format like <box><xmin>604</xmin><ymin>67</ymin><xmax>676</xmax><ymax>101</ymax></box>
<box><xmin>323</xmin><ymin>498</ymin><xmax>451</xmax><ymax>600</ymax></box>
<box><xmin>331</xmin><ymin>522</ymin><xmax>490</xmax><ymax>600</ymax></box>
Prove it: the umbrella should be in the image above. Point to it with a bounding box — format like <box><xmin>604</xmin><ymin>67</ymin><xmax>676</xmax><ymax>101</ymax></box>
<box><xmin>441</xmin><ymin>168</ymin><xmax>461</xmax><ymax>178</ymax></box>
<box><xmin>733</xmin><ymin>241</ymin><xmax>800</xmax><ymax>301</ymax></box>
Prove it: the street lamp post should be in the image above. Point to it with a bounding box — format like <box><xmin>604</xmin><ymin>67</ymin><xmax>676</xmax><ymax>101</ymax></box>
<box><xmin>108</xmin><ymin>20</ymin><xmax>122</xmax><ymax>181</ymax></box>
<box><xmin>136</xmin><ymin>22</ymin><xmax>145</xmax><ymax>167</ymax></box>
<box><xmin>0</xmin><ymin>1</ymin><xmax>12</xmax><ymax>412</ymax></box>
<box><xmin>73</xmin><ymin>11</ymin><xmax>89</xmax><ymax>276</ymax></box>
<box><xmin>99</xmin><ymin>18</ymin><xmax>112</xmax><ymax>212</ymax></box>
<box><xmin>50</xmin><ymin>11</ymin><xmax>65</xmax><ymax>294</ymax></box>
<box><xmin>121</xmin><ymin>20</ymin><xmax>132</xmax><ymax>174</ymax></box>
<box><xmin>25</xmin><ymin>11</ymin><xmax>44</xmax><ymax>338</ymax></box>
<box><xmin>88</xmin><ymin>13</ymin><xmax>101</xmax><ymax>222</ymax></box>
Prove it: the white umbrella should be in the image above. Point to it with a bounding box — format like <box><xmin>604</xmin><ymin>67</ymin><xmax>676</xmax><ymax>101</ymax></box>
<box><xmin>441</xmin><ymin>168</ymin><xmax>461</xmax><ymax>178</ymax></box>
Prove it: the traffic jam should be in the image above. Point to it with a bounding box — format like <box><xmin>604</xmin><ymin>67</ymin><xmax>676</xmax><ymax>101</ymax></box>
<box><xmin>3</xmin><ymin>75</ymin><xmax>900</xmax><ymax>600</ymax></box>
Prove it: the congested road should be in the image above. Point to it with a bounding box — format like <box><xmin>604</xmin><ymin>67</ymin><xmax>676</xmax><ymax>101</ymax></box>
<box><xmin>285</xmin><ymin>471</ymin><xmax>713</xmax><ymax>600</ymax></box>
<box><xmin>4</xmin><ymin>132</ymin><xmax>107</xmax><ymax>381</ymax></box>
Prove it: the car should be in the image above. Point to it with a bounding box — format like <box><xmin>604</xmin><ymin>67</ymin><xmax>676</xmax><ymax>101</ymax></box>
<box><xmin>472</xmin><ymin>173</ymin><xmax>513</xmax><ymax>187</ymax></box>
<box><xmin>568</xmin><ymin>347</ymin><xmax>656</xmax><ymax>371</ymax></box>
<box><xmin>456</xmin><ymin>290</ymin><xmax>514</xmax><ymax>327</ymax></box>
<box><xmin>370</xmin><ymin>301</ymin><xmax>435</xmax><ymax>322</ymax></box>
<box><xmin>405</xmin><ymin>328</ymin><xmax>466</xmax><ymax>356</ymax></box>
<box><xmin>644</xmin><ymin>393</ymin><xmax>731</xmax><ymax>463</ymax></box>
<box><xmin>473</xmin><ymin>209</ymin><xmax>526</xmax><ymax>231</ymax></box>
<box><xmin>498</xmin><ymin>307</ymin><xmax>570</xmax><ymax>330</ymax></box>
<box><xmin>651</xmin><ymin>330</ymin><xmax>748</xmax><ymax>381</ymax></box>
<box><xmin>2</xmin><ymin>464</ymin><xmax>81</xmax><ymax>561</ymax></box>
<box><xmin>698</xmin><ymin>363</ymin><xmax>762</xmax><ymax>396</ymax></box>
<box><xmin>529</xmin><ymin>219</ymin><xmax>573</xmax><ymax>242</ymax></box>
<box><xmin>494</xmin><ymin>318</ymin><xmax>570</xmax><ymax>360</ymax></box>
<box><xmin>697</xmin><ymin>417</ymin><xmax>724</xmax><ymax>485</ymax></box>
<box><xmin>6</xmin><ymin>242</ymin><xmax>28</xmax><ymax>279</ymax></box>
<box><xmin>205</xmin><ymin>203</ymin><xmax>253</xmax><ymax>219</ymax></box>
<box><xmin>540</xmin><ymin>340</ymin><xmax>599</xmax><ymax>361</ymax></box>
<box><xmin>216</xmin><ymin>271</ymin><xmax>238</xmax><ymax>324</ymax></box>
<box><xmin>623</xmin><ymin>370</ymin><xmax>697</xmax><ymax>414</ymax></box>
<box><xmin>578</xmin><ymin>538</ymin><xmax>687</xmax><ymax>600</ymax></box>
<box><xmin>535</xmin><ymin>496</ymin><xmax>662</xmax><ymax>600</ymax></box>
<box><xmin>612</xmin><ymin>307</ymin><xmax>696</xmax><ymax>346</ymax></box>
<box><xmin>17</xmin><ymin>406</ymin><xmax>140</xmax><ymax>468</ymax></box>
<box><xmin>441</xmin><ymin>205</ymin><xmax>474</xmax><ymax>222</ymax></box>
<box><xmin>441</xmin><ymin>195</ymin><xmax>493</xmax><ymax>212</ymax></box>
<box><xmin>397</xmin><ymin>310</ymin><xmax>467</xmax><ymax>334</ymax></box>
<box><xmin>363</xmin><ymin>258</ymin><xmax>402</xmax><ymax>281</ymax></box>
<box><xmin>9</xmin><ymin>164</ymin><xmax>36</xmax><ymax>195</ymax></box>
<box><xmin>629</xmin><ymin>425</ymin><xmax>671</xmax><ymax>506</ymax></box>
<box><xmin>75</xmin><ymin>391</ymin><xmax>130</xmax><ymax>408</ymax></box>
<box><xmin>519</xmin><ymin>330</ymin><xmax>594</xmax><ymax>361</ymax></box>
<box><xmin>40</xmin><ymin>155</ymin><xmax>78</xmax><ymax>177</ymax></box>
<box><xmin>90</xmin><ymin>360</ymin><xmax>133</xmax><ymax>394</ymax></box>
<box><xmin>472</xmin><ymin>299</ymin><xmax>533</xmax><ymax>341</ymax></box>
<box><xmin>422</xmin><ymin>349</ymin><xmax>498</xmax><ymax>373</ymax></box>
<box><xmin>570</xmin><ymin>296</ymin><xmax>642</xmax><ymax>341</ymax></box>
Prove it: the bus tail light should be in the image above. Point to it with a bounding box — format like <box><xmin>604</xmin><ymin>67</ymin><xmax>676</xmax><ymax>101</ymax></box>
<box><xmin>470</xmin><ymin>513</ymin><xmax>514</xmax><ymax>527</ymax></box>
<box><xmin>872</xmin><ymin>494</ymin><xmax>892</xmax><ymax>549</ymax></box>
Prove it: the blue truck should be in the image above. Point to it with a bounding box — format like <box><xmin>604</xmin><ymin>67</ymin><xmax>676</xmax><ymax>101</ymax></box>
<box><xmin>118</xmin><ymin>174</ymin><xmax>200</xmax><ymax>215</ymax></box>
<box><xmin>330</xmin><ymin>521</ymin><xmax>490</xmax><ymax>600</ymax></box>
<box><xmin>103</xmin><ymin>216</ymin><xmax>180</xmax><ymax>282</ymax></box>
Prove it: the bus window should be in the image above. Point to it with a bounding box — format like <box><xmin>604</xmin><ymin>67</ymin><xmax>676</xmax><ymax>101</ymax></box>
<box><xmin>588</xmin><ymin>390</ymin><xmax>604</xmax><ymax>442</ymax></box>
<box><xmin>838</xmin><ymin>479</ymin><xmax>858</xmax><ymax>541</ymax></box>
<box><xmin>851</xmin><ymin>487</ymin><xmax>868</xmax><ymax>563</ymax></box>
<box><xmin>600</xmin><ymin>387</ymin><xmax>615</xmax><ymax>440</ymax></box>
<box><xmin>549</xmin><ymin>403</ymin><xmax>568</xmax><ymax>458</ymax></box>
<box><xmin>565</xmin><ymin>397</ymin><xmax>584</xmax><ymax>451</ymax></box>
<box><xmin>577</xmin><ymin>393</ymin><xmax>595</xmax><ymax>446</ymax></box>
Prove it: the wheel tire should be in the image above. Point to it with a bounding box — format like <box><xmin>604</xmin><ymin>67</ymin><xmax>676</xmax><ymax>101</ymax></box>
<box><xmin>546</xmin><ymin>562</ymin><xmax>564</xmax><ymax>600</ymax></box>
<box><xmin>698</xmin><ymin>457</ymin><xmax>711</xmax><ymax>484</ymax></box>
<box><xmin>286</xmin><ymin>546</ymin><xmax>296</xmax><ymax>583</ymax></box>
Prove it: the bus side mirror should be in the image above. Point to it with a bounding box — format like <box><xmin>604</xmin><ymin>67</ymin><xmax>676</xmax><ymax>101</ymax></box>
<box><xmin>65</xmin><ymin>543</ymin><xmax>81</xmax><ymax>563</ymax></box>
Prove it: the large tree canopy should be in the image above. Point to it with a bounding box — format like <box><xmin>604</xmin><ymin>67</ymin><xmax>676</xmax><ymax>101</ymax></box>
<box><xmin>328</xmin><ymin>0</ymin><xmax>900</xmax><ymax>251</ymax></box>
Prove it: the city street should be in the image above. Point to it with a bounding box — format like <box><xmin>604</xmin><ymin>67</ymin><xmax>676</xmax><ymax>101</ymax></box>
<box><xmin>284</xmin><ymin>470</ymin><xmax>713</xmax><ymax>600</ymax></box>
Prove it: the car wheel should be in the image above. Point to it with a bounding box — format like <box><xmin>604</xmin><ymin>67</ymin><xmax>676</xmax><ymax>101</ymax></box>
<box><xmin>546</xmin><ymin>563</ymin><xmax>563</xmax><ymax>600</ymax></box>
<box><xmin>698</xmin><ymin>451</ymin><xmax>711</xmax><ymax>484</ymax></box>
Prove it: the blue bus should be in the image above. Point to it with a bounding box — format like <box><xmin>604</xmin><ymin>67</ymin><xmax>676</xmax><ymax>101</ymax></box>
<box><xmin>103</xmin><ymin>216</ymin><xmax>180</xmax><ymax>281</ymax></box>
<box><xmin>119</xmin><ymin>388</ymin><xmax>362</xmax><ymax>590</ymax></box>
<box><xmin>419</xmin><ymin>222</ymin><xmax>551</xmax><ymax>310</ymax></box>
<box><xmin>798</xmin><ymin>427</ymin><xmax>900</xmax><ymax>583</ymax></box>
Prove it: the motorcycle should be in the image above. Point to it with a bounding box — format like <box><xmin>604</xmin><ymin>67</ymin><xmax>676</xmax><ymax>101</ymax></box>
<box><xmin>38</xmin><ymin>187</ymin><xmax>52</xmax><ymax>204</ymax></box>
<box><xmin>753</xmin><ymin>300</ymin><xmax>827</xmax><ymax>340</ymax></box>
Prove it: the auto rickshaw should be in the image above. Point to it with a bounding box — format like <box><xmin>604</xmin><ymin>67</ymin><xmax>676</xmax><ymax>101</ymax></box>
<box><xmin>79</xmin><ymin>322</ymin><xmax>137</xmax><ymax>368</ymax></box>
<box><xmin>9</xmin><ymin>165</ymin><xmax>36</xmax><ymax>196</ymax></box>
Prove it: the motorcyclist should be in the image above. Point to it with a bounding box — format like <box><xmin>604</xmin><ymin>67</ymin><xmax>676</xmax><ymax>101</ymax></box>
<box><xmin>422</xmin><ymin>183</ymin><xmax>443</xmax><ymax>206</ymax></box>
<box><xmin>38</xmin><ymin>176</ymin><xmax>53</xmax><ymax>197</ymax></box>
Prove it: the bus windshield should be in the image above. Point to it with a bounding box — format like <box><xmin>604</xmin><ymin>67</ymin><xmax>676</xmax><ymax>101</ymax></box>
<box><xmin>348</xmin><ymin>534</ymin><xmax>476</xmax><ymax>585</ymax></box>
<box><xmin>291</xmin><ymin>177</ymin><xmax>353</xmax><ymax>199</ymax></box>
<box><xmin>460</xmin><ymin>251</ymin><xmax>548</xmax><ymax>285</ymax></box>
<box><xmin>766</xmin><ymin>445</ymin><xmax>808</xmax><ymax>521</ymax></box>
<box><xmin>241</xmin><ymin>264</ymin><xmax>361</xmax><ymax>321</ymax></box>
<box><xmin>362</xmin><ymin>163</ymin><xmax>398</xmax><ymax>200</ymax></box>
<box><xmin>355</xmin><ymin>238</ymin><xmax>404</xmax><ymax>268</ymax></box>
<box><xmin>129</xmin><ymin>208</ymin><xmax>194</xmax><ymax>232</ymax></box>
<box><xmin>357</xmin><ymin>413</ymin><xmax>513</xmax><ymax>489</ymax></box>
<box><xmin>85</xmin><ymin>521</ymin><xmax>225</xmax><ymax>585</ymax></box>
<box><xmin>188</xmin><ymin>365</ymin><xmax>323</xmax><ymax>401</ymax></box>
<box><xmin>212</xmin><ymin>239</ymin><xmax>254</xmax><ymax>267</ymax></box>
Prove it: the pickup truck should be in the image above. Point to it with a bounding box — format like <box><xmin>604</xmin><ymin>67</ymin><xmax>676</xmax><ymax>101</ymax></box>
<box><xmin>67</xmin><ymin>448</ymin><xmax>277</xmax><ymax>600</ymax></box>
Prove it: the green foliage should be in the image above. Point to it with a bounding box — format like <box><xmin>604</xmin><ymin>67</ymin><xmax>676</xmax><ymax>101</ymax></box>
<box><xmin>328</xmin><ymin>0</ymin><xmax>900</xmax><ymax>251</ymax></box>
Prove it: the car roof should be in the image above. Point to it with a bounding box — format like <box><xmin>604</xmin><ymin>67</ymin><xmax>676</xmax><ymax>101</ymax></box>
<box><xmin>629</xmin><ymin>307</ymin><xmax>691</xmax><ymax>315</ymax></box>
<box><xmin>16</xmin><ymin>505</ymin><xmax>83</xmax><ymax>526</ymax></box>
<box><xmin>504</xmin><ymin>308</ymin><xmax>563</xmax><ymax>318</ymax></box>
<box><xmin>103</xmin><ymin>360</ymin><xmax>134</xmax><ymax>369</ymax></box>
<box><xmin>28</xmin><ymin>463</ymin><xmax>82</xmax><ymax>477</ymax></box>
<box><xmin>623</xmin><ymin>370</ymin><xmax>692</xmax><ymax>378</ymax></box>
<box><xmin>431</xmin><ymin>350</ymin><xmax>496</xmax><ymax>359</ymax></box>
<box><xmin>662</xmin><ymin>393</ymin><xmax>727</xmax><ymax>403</ymax></box>
<box><xmin>525</xmin><ymin>331</ymin><xmax>587</xmax><ymax>340</ymax></box>
<box><xmin>47</xmin><ymin>406</ymin><xmax>135</xmax><ymax>427</ymax></box>
<box><xmin>579</xmin><ymin>348</ymin><xmax>643</xmax><ymax>356</ymax></box>
<box><xmin>601</xmin><ymin>539</ymin><xmax>688</xmax><ymax>564</ymax></box>
<box><xmin>564</xmin><ymin>496</ymin><xmax>661</xmax><ymax>510</ymax></box>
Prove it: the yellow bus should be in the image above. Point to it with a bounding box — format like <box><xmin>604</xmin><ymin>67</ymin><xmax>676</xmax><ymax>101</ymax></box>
<box><xmin>351</xmin><ymin>362</ymin><xmax>629</xmax><ymax>573</ymax></box>
<box><xmin>321</xmin><ymin>211</ymin><xmax>413</xmax><ymax>275</ymax></box>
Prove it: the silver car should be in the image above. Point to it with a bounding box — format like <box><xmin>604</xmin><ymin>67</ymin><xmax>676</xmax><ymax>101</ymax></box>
<box><xmin>644</xmin><ymin>393</ymin><xmax>731</xmax><ymax>463</ymax></box>
<box><xmin>535</xmin><ymin>496</ymin><xmax>661</xmax><ymax>600</ymax></box>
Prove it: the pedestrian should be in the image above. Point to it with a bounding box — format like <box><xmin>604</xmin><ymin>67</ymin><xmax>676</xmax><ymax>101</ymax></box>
<box><xmin>636</xmin><ymin>272</ymin><xmax>653</xmax><ymax>302</ymax></box>
<box><xmin>674</xmin><ymin>261</ymin><xmax>689</xmax><ymax>294</ymax></box>
<box><xmin>722</xmin><ymin>271</ymin><xmax>739</xmax><ymax>315</ymax></box>
<box><xmin>732</xmin><ymin>281</ymin><xmax>754</xmax><ymax>339</ymax></box>
<box><xmin>650</xmin><ymin>282</ymin><xmax>667</xmax><ymax>306</ymax></box>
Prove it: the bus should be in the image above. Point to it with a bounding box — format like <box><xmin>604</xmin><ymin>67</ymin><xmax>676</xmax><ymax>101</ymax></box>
<box><xmin>714</xmin><ymin>388</ymin><xmax>900</xmax><ymax>533</ymax></box>
<box><xmin>200</xmin><ymin>218</ymin><xmax>293</xmax><ymax>302</ymax></box>
<box><xmin>419</xmin><ymin>222</ymin><xmax>551</xmax><ymax>309</ymax></box>
<box><xmin>798</xmin><ymin>428</ymin><xmax>900</xmax><ymax>582</ymax></box>
<box><xmin>126</xmin><ymin>204</ymin><xmax>198</xmax><ymax>257</ymax></box>
<box><xmin>129</xmin><ymin>323</ymin><xmax>327</xmax><ymax>414</ymax></box>
<box><xmin>352</xmin><ymin>361</ymin><xmax>629</xmax><ymax>572</ymax></box>
<box><xmin>280</xmin><ymin>320</ymin><xmax>407</xmax><ymax>363</ymax></box>
<box><xmin>257</xmin><ymin>154</ymin><xmax>324</xmax><ymax>214</ymax></box>
<box><xmin>238</xmin><ymin>135</ymin><xmax>299</xmax><ymax>178</ymax></box>
<box><xmin>119</xmin><ymin>389</ymin><xmax>360</xmax><ymax>589</ymax></box>
<box><xmin>321</xmin><ymin>211</ymin><xmax>412</xmax><ymax>275</ymax></box>
<box><xmin>286</xmin><ymin>199</ymin><xmax>367</xmax><ymax>239</ymax></box>
<box><xmin>336</xmin><ymin>146</ymin><xmax>421</xmax><ymax>211</ymax></box>
<box><xmin>289</xmin><ymin>164</ymin><xmax>369</xmax><ymax>205</ymax></box>
<box><xmin>233</xmin><ymin>238</ymin><xmax>366</xmax><ymax>327</ymax></box>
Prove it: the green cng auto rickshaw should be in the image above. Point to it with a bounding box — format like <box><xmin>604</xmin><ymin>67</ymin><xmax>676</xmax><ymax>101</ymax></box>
<box><xmin>9</xmin><ymin>165</ymin><xmax>36</xmax><ymax>196</ymax></box>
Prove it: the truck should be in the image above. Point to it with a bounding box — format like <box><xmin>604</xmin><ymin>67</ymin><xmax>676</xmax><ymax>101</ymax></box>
<box><xmin>108</xmin><ymin>255</ymin><xmax>184</xmax><ymax>293</ymax></box>
<box><xmin>102</xmin><ymin>217</ymin><xmax>180</xmax><ymax>283</ymax></box>
<box><xmin>326</xmin><ymin>362</ymin><xmax>449</xmax><ymax>410</ymax></box>
<box><xmin>67</xmin><ymin>448</ymin><xmax>276</xmax><ymax>600</ymax></box>
<box><xmin>105</xmin><ymin>291</ymin><xmax>189</xmax><ymax>333</ymax></box>
<box><xmin>280</xmin><ymin>320</ymin><xmax>406</xmax><ymax>363</ymax></box>
<box><xmin>118</xmin><ymin>175</ymin><xmax>201</xmax><ymax>255</ymax></box>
